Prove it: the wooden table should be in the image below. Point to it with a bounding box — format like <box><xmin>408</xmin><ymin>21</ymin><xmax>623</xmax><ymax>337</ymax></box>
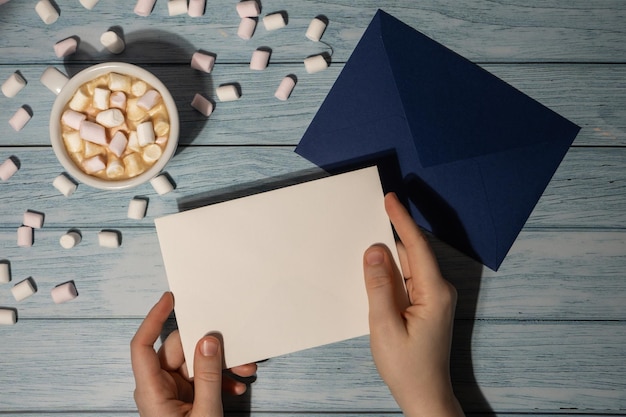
<box><xmin>1</xmin><ymin>1</ymin><xmax>625</xmax><ymax>416</ymax></box>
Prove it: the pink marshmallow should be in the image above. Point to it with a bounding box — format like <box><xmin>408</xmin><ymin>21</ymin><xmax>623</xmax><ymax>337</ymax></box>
<box><xmin>9</xmin><ymin>107</ymin><xmax>31</xmax><ymax>131</ymax></box>
<box><xmin>137</xmin><ymin>89</ymin><xmax>160</xmax><ymax>110</ymax></box>
<box><xmin>191</xmin><ymin>52</ymin><xmax>215</xmax><ymax>73</ymax></box>
<box><xmin>188</xmin><ymin>0</ymin><xmax>205</xmax><ymax>16</ymax></box>
<box><xmin>134</xmin><ymin>0</ymin><xmax>156</xmax><ymax>16</ymax></box>
<box><xmin>109</xmin><ymin>91</ymin><xmax>126</xmax><ymax>109</ymax></box>
<box><xmin>238</xmin><ymin>17</ymin><xmax>257</xmax><ymax>40</ymax></box>
<box><xmin>236</xmin><ymin>0</ymin><xmax>260</xmax><ymax>18</ymax></box>
<box><xmin>275</xmin><ymin>76</ymin><xmax>296</xmax><ymax>101</ymax></box>
<box><xmin>250</xmin><ymin>49</ymin><xmax>270</xmax><ymax>70</ymax></box>
<box><xmin>0</xmin><ymin>158</ymin><xmax>18</xmax><ymax>181</ymax></box>
<box><xmin>79</xmin><ymin>120</ymin><xmax>107</xmax><ymax>145</ymax></box>
<box><xmin>61</xmin><ymin>109</ymin><xmax>86</xmax><ymax>130</ymax></box>
<box><xmin>23</xmin><ymin>210</ymin><xmax>44</xmax><ymax>229</ymax></box>
<box><xmin>82</xmin><ymin>155</ymin><xmax>106</xmax><ymax>173</ymax></box>
<box><xmin>109</xmin><ymin>131</ymin><xmax>128</xmax><ymax>157</ymax></box>
<box><xmin>191</xmin><ymin>93</ymin><xmax>213</xmax><ymax>117</ymax></box>
<box><xmin>54</xmin><ymin>38</ymin><xmax>78</xmax><ymax>58</ymax></box>
<box><xmin>17</xmin><ymin>226</ymin><xmax>33</xmax><ymax>247</ymax></box>
<box><xmin>51</xmin><ymin>281</ymin><xmax>79</xmax><ymax>304</ymax></box>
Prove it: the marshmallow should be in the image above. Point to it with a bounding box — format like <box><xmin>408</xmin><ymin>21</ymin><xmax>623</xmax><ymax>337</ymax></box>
<box><xmin>275</xmin><ymin>76</ymin><xmax>296</xmax><ymax>101</ymax></box>
<box><xmin>109</xmin><ymin>131</ymin><xmax>128</xmax><ymax>157</ymax></box>
<box><xmin>0</xmin><ymin>158</ymin><xmax>19</xmax><ymax>181</ymax></box>
<box><xmin>23</xmin><ymin>210</ymin><xmax>44</xmax><ymax>229</ymax></box>
<box><xmin>188</xmin><ymin>0</ymin><xmax>205</xmax><ymax>17</ymax></box>
<box><xmin>63</xmin><ymin>131</ymin><xmax>83</xmax><ymax>153</ymax></box>
<box><xmin>142</xmin><ymin>143</ymin><xmax>163</xmax><ymax>163</ymax></box>
<box><xmin>80</xmin><ymin>121</ymin><xmax>107</xmax><ymax>145</ymax></box>
<box><xmin>12</xmin><ymin>278</ymin><xmax>36</xmax><ymax>301</ymax></box>
<box><xmin>236</xmin><ymin>0</ymin><xmax>260</xmax><ymax>18</ymax></box>
<box><xmin>53</xmin><ymin>173</ymin><xmax>77</xmax><ymax>196</ymax></box>
<box><xmin>106</xmin><ymin>157</ymin><xmax>124</xmax><ymax>178</ymax></box>
<box><xmin>68</xmin><ymin>88</ymin><xmax>90</xmax><ymax>111</ymax></box>
<box><xmin>2</xmin><ymin>72</ymin><xmax>26</xmax><ymax>98</ymax></box>
<box><xmin>96</xmin><ymin>108</ymin><xmax>124</xmax><ymax>127</ymax></box>
<box><xmin>0</xmin><ymin>309</ymin><xmax>16</xmax><ymax>326</ymax></box>
<box><xmin>40</xmin><ymin>66</ymin><xmax>69</xmax><ymax>95</ymax></box>
<box><xmin>61</xmin><ymin>109</ymin><xmax>86</xmax><ymax>130</ymax></box>
<box><xmin>82</xmin><ymin>155</ymin><xmax>106</xmax><ymax>174</ymax></box>
<box><xmin>123</xmin><ymin>153</ymin><xmax>142</xmax><ymax>177</ymax></box>
<box><xmin>109</xmin><ymin>91</ymin><xmax>127</xmax><ymax>109</ymax></box>
<box><xmin>79</xmin><ymin>0</ymin><xmax>99</xmax><ymax>9</ymax></box>
<box><xmin>304</xmin><ymin>54</ymin><xmax>329</xmax><ymax>74</ymax></box>
<box><xmin>153</xmin><ymin>118</ymin><xmax>169</xmax><ymax>136</ymax></box>
<box><xmin>237</xmin><ymin>17</ymin><xmax>256</xmax><ymax>40</ymax></box>
<box><xmin>137</xmin><ymin>89</ymin><xmax>160</xmax><ymax>110</ymax></box>
<box><xmin>191</xmin><ymin>93</ymin><xmax>213</xmax><ymax>117</ymax></box>
<box><xmin>54</xmin><ymin>37</ymin><xmax>78</xmax><ymax>58</ymax></box>
<box><xmin>128</xmin><ymin>197</ymin><xmax>148</xmax><ymax>219</ymax></box>
<box><xmin>35</xmin><ymin>0</ymin><xmax>59</xmax><ymax>24</ymax></box>
<box><xmin>100</xmin><ymin>31</ymin><xmax>125</xmax><ymax>54</ymax></box>
<box><xmin>59</xmin><ymin>231</ymin><xmax>81</xmax><ymax>248</ymax></box>
<box><xmin>0</xmin><ymin>262</ymin><xmax>10</xmax><ymax>284</ymax></box>
<box><xmin>93</xmin><ymin>87</ymin><xmax>111</xmax><ymax>110</ymax></box>
<box><xmin>17</xmin><ymin>226</ymin><xmax>33</xmax><ymax>247</ymax></box>
<box><xmin>168</xmin><ymin>0</ymin><xmax>187</xmax><ymax>16</ymax></box>
<box><xmin>191</xmin><ymin>52</ymin><xmax>215</xmax><ymax>73</ymax></box>
<box><xmin>9</xmin><ymin>107</ymin><xmax>31</xmax><ymax>132</ymax></box>
<box><xmin>98</xmin><ymin>230</ymin><xmax>121</xmax><ymax>248</ymax></box>
<box><xmin>250</xmin><ymin>49</ymin><xmax>270</xmax><ymax>70</ymax></box>
<box><xmin>216</xmin><ymin>84</ymin><xmax>241</xmax><ymax>102</ymax></box>
<box><xmin>137</xmin><ymin>121</ymin><xmax>156</xmax><ymax>146</ymax></box>
<box><xmin>51</xmin><ymin>281</ymin><xmax>79</xmax><ymax>304</ymax></box>
<box><xmin>151</xmin><ymin>173</ymin><xmax>174</xmax><ymax>195</ymax></box>
<box><xmin>131</xmin><ymin>80</ymin><xmax>148</xmax><ymax>97</ymax></box>
<box><xmin>83</xmin><ymin>141</ymin><xmax>105</xmax><ymax>158</ymax></box>
<box><xmin>306</xmin><ymin>17</ymin><xmax>327</xmax><ymax>42</ymax></box>
<box><xmin>109</xmin><ymin>73</ymin><xmax>131</xmax><ymax>92</ymax></box>
<box><xmin>263</xmin><ymin>13</ymin><xmax>286</xmax><ymax>31</ymax></box>
<box><xmin>134</xmin><ymin>0</ymin><xmax>156</xmax><ymax>16</ymax></box>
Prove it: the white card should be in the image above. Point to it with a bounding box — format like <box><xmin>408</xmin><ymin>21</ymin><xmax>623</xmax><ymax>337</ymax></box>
<box><xmin>155</xmin><ymin>166</ymin><xmax>398</xmax><ymax>375</ymax></box>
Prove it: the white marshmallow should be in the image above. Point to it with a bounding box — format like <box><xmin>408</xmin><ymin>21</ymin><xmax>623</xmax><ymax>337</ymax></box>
<box><xmin>96</xmin><ymin>108</ymin><xmax>125</xmax><ymax>127</ymax></box>
<box><xmin>93</xmin><ymin>87</ymin><xmax>111</xmax><ymax>110</ymax></box>
<box><xmin>304</xmin><ymin>54</ymin><xmax>329</xmax><ymax>74</ymax></box>
<box><xmin>100</xmin><ymin>31</ymin><xmax>125</xmax><ymax>54</ymax></box>
<box><xmin>137</xmin><ymin>121</ymin><xmax>156</xmax><ymax>146</ymax></box>
<box><xmin>250</xmin><ymin>49</ymin><xmax>270</xmax><ymax>70</ymax></box>
<box><xmin>59</xmin><ymin>231</ymin><xmax>81</xmax><ymax>248</ymax></box>
<box><xmin>54</xmin><ymin>37</ymin><xmax>78</xmax><ymax>58</ymax></box>
<box><xmin>263</xmin><ymin>13</ymin><xmax>286</xmax><ymax>31</ymax></box>
<box><xmin>8</xmin><ymin>107</ymin><xmax>31</xmax><ymax>132</ymax></box>
<box><xmin>109</xmin><ymin>131</ymin><xmax>128</xmax><ymax>157</ymax></box>
<box><xmin>61</xmin><ymin>109</ymin><xmax>86</xmax><ymax>130</ymax></box>
<box><xmin>151</xmin><ymin>174</ymin><xmax>174</xmax><ymax>195</ymax></box>
<box><xmin>191</xmin><ymin>52</ymin><xmax>215</xmax><ymax>73</ymax></box>
<box><xmin>23</xmin><ymin>211</ymin><xmax>44</xmax><ymax>229</ymax></box>
<box><xmin>40</xmin><ymin>66</ymin><xmax>69</xmax><ymax>95</ymax></box>
<box><xmin>53</xmin><ymin>173</ymin><xmax>77</xmax><ymax>196</ymax></box>
<box><xmin>134</xmin><ymin>0</ymin><xmax>156</xmax><ymax>16</ymax></box>
<box><xmin>188</xmin><ymin>0</ymin><xmax>205</xmax><ymax>16</ymax></box>
<box><xmin>68</xmin><ymin>88</ymin><xmax>90</xmax><ymax>111</ymax></box>
<box><xmin>109</xmin><ymin>91</ymin><xmax>127</xmax><ymax>109</ymax></box>
<box><xmin>109</xmin><ymin>73</ymin><xmax>131</xmax><ymax>92</ymax></box>
<box><xmin>79</xmin><ymin>0</ymin><xmax>99</xmax><ymax>9</ymax></box>
<box><xmin>142</xmin><ymin>143</ymin><xmax>163</xmax><ymax>163</ymax></box>
<box><xmin>236</xmin><ymin>0</ymin><xmax>259</xmax><ymax>18</ymax></box>
<box><xmin>35</xmin><ymin>0</ymin><xmax>59</xmax><ymax>24</ymax></box>
<box><xmin>275</xmin><ymin>76</ymin><xmax>296</xmax><ymax>101</ymax></box>
<box><xmin>306</xmin><ymin>17</ymin><xmax>327</xmax><ymax>42</ymax></box>
<box><xmin>191</xmin><ymin>93</ymin><xmax>213</xmax><ymax>117</ymax></box>
<box><xmin>123</xmin><ymin>153</ymin><xmax>142</xmax><ymax>177</ymax></box>
<box><xmin>127</xmin><ymin>131</ymin><xmax>140</xmax><ymax>152</ymax></box>
<box><xmin>2</xmin><ymin>72</ymin><xmax>26</xmax><ymax>98</ymax></box>
<box><xmin>128</xmin><ymin>197</ymin><xmax>148</xmax><ymax>219</ymax></box>
<box><xmin>0</xmin><ymin>158</ymin><xmax>19</xmax><ymax>181</ymax></box>
<box><xmin>98</xmin><ymin>230</ymin><xmax>121</xmax><ymax>248</ymax></box>
<box><xmin>0</xmin><ymin>309</ymin><xmax>17</xmax><ymax>326</ymax></box>
<box><xmin>0</xmin><ymin>262</ymin><xmax>10</xmax><ymax>284</ymax></box>
<box><xmin>17</xmin><ymin>226</ymin><xmax>33</xmax><ymax>247</ymax></box>
<box><xmin>106</xmin><ymin>157</ymin><xmax>124</xmax><ymax>178</ymax></box>
<box><xmin>63</xmin><ymin>131</ymin><xmax>83</xmax><ymax>153</ymax></box>
<box><xmin>216</xmin><ymin>84</ymin><xmax>241</xmax><ymax>102</ymax></box>
<box><xmin>137</xmin><ymin>89</ymin><xmax>161</xmax><ymax>110</ymax></box>
<box><xmin>82</xmin><ymin>155</ymin><xmax>106</xmax><ymax>174</ymax></box>
<box><xmin>237</xmin><ymin>17</ymin><xmax>256</xmax><ymax>40</ymax></box>
<box><xmin>168</xmin><ymin>0</ymin><xmax>187</xmax><ymax>16</ymax></box>
<box><xmin>80</xmin><ymin>121</ymin><xmax>107</xmax><ymax>145</ymax></box>
<box><xmin>51</xmin><ymin>281</ymin><xmax>79</xmax><ymax>304</ymax></box>
<box><xmin>12</xmin><ymin>278</ymin><xmax>36</xmax><ymax>301</ymax></box>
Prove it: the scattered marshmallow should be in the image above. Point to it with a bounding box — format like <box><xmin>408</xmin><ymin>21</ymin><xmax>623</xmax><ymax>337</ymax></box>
<box><xmin>59</xmin><ymin>231</ymin><xmax>81</xmax><ymax>248</ymax></box>
<box><xmin>35</xmin><ymin>0</ymin><xmax>59</xmax><ymax>25</ymax></box>
<box><xmin>61</xmin><ymin>109</ymin><xmax>86</xmax><ymax>130</ymax></box>
<box><xmin>263</xmin><ymin>13</ymin><xmax>286</xmax><ymax>31</ymax></box>
<box><xmin>237</xmin><ymin>17</ymin><xmax>256</xmax><ymax>40</ymax></box>
<box><xmin>82</xmin><ymin>155</ymin><xmax>106</xmax><ymax>174</ymax></box>
<box><xmin>191</xmin><ymin>51</ymin><xmax>215</xmax><ymax>73</ymax></box>
<box><xmin>23</xmin><ymin>210</ymin><xmax>44</xmax><ymax>229</ymax></box>
<box><xmin>54</xmin><ymin>37</ymin><xmax>78</xmax><ymax>58</ymax></box>
<box><xmin>236</xmin><ymin>0</ymin><xmax>260</xmax><ymax>18</ymax></box>
<box><xmin>2</xmin><ymin>72</ymin><xmax>26</xmax><ymax>98</ymax></box>
<box><xmin>0</xmin><ymin>309</ymin><xmax>16</xmax><ymax>326</ymax></box>
<box><xmin>168</xmin><ymin>0</ymin><xmax>187</xmax><ymax>16</ymax></box>
<box><xmin>128</xmin><ymin>197</ymin><xmax>148</xmax><ymax>219</ymax></box>
<box><xmin>275</xmin><ymin>76</ymin><xmax>296</xmax><ymax>101</ymax></box>
<box><xmin>137</xmin><ymin>89</ymin><xmax>160</xmax><ymax>110</ymax></box>
<box><xmin>40</xmin><ymin>66</ymin><xmax>69</xmax><ymax>95</ymax></box>
<box><xmin>0</xmin><ymin>262</ymin><xmax>10</xmax><ymax>284</ymax></box>
<box><xmin>0</xmin><ymin>158</ymin><xmax>19</xmax><ymax>181</ymax></box>
<box><xmin>12</xmin><ymin>278</ymin><xmax>36</xmax><ymax>302</ymax></box>
<box><xmin>134</xmin><ymin>0</ymin><xmax>156</xmax><ymax>16</ymax></box>
<box><xmin>188</xmin><ymin>0</ymin><xmax>205</xmax><ymax>16</ymax></box>
<box><xmin>109</xmin><ymin>131</ymin><xmax>128</xmax><ymax>157</ymax></box>
<box><xmin>304</xmin><ymin>54</ymin><xmax>329</xmax><ymax>74</ymax></box>
<box><xmin>51</xmin><ymin>281</ymin><xmax>78</xmax><ymax>304</ymax></box>
<box><xmin>52</xmin><ymin>173</ymin><xmax>77</xmax><ymax>196</ymax></box>
<box><xmin>8</xmin><ymin>107</ymin><xmax>31</xmax><ymax>132</ymax></box>
<box><xmin>80</xmin><ymin>121</ymin><xmax>107</xmax><ymax>145</ymax></box>
<box><xmin>150</xmin><ymin>173</ymin><xmax>174</xmax><ymax>195</ymax></box>
<box><xmin>79</xmin><ymin>0</ymin><xmax>99</xmax><ymax>9</ymax></box>
<box><xmin>306</xmin><ymin>17</ymin><xmax>327</xmax><ymax>42</ymax></box>
<box><xmin>216</xmin><ymin>84</ymin><xmax>241</xmax><ymax>102</ymax></box>
<box><xmin>98</xmin><ymin>230</ymin><xmax>121</xmax><ymax>248</ymax></box>
<box><xmin>96</xmin><ymin>108</ymin><xmax>125</xmax><ymax>128</ymax></box>
<box><xmin>191</xmin><ymin>93</ymin><xmax>213</xmax><ymax>117</ymax></box>
<box><xmin>100</xmin><ymin>30</ymin><xmax>125</xmax><ymax>54</ymax></box>
<box><xmin>17</xmin><ymin>226</ymin><xmax>33</xmax><ymax>247</ymax></box>
<box><xmin>137</xmin><ymin>121</ymin><xmax>156</xmax><ymax>146</ymax></box>
<box><xmin>250</xmin><ymin>49</ymin><xmax>270</xmax><ymax>70</ymax></box>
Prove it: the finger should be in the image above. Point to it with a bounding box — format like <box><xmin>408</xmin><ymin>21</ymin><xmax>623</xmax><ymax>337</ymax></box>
<box><xmin>157</xmin><ymin>329</ymin><xmax>185</xmax><ymax>372</ymax></box>
<box><xmin>230</xmin><ymin>362</ymin><xmax>257</xmax><ymax>378</ymax></box>
<box><xmin>222</xmin><ymin>374</ymin><xmax>249</xmax><ymax>396</ymax></box>
<box><xmin>130</xmin><ymin>292</ymin><xmax>174</xmax><ymax>383</ymax></box>
<box><xmin>190</xmin><ymin>336</ymin><xmax>224</xmax><ymax>417</ymax></box>
<box><xmin>396</xmin><ymin>241</ymin><xmax>411</xmax><ymax>279</ymax></box>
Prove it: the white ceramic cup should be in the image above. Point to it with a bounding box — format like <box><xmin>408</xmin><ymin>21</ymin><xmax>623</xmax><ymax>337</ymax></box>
<box><xmin>49</xmin><ymin>62</ymin><xmax>179</xmax><ymax>190</ymax></box>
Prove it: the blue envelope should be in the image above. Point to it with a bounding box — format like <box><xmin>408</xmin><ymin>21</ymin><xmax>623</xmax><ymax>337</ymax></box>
<box><xmin>295</xmin><ymin>9</ymin><xmax>580</xmax><ymax>270</ymax></box>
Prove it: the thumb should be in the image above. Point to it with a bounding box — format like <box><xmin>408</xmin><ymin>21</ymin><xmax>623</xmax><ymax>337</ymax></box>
<box><xmin>190</xmin><ymin>336</ymin><xmax>224</xmax><ymax>417</ymax></box>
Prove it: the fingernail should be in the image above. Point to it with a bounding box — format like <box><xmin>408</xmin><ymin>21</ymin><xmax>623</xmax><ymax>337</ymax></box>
<box><xmin>365</xmin><ymin>249</ymin><xmax>384</xmax><ymax>266</ymax></box>
<box><xmin>201</xmin><ymin>338</ymin><xmax>219</xmax><ymax>357</ymax></box>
